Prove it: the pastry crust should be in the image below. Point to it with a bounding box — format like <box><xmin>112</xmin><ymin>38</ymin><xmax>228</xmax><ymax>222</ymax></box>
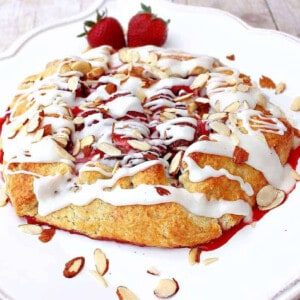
<box><xmin>1</xmin><ymin>45</ymin><xmax>295</xmax><ymax>248</ymax></box>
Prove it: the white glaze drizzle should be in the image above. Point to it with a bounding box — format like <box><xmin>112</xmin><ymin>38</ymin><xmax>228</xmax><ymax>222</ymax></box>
<box><xmin>1</xmin><ymin>45</ymin><xmax>296</xmax><ymax>219</ymax></box>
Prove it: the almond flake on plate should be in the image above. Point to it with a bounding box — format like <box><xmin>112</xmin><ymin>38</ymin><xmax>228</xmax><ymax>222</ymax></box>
<box><xmin>63</xmin><ymin>256</ymin><xmax>85</xmax><ymax>278</ymax></box>
<box><xmin>116</xmin><ymin>286</ymin><xmax>138</xmax><ymax>300</ymax></box>
<box><xmin>202</xmin><ymin>257</ymin><xmax>219</xmax><ymax>265</ymax></box>
<box><xmin>90</xmin><ymin>270</ymin><xmax>108</xmax><ymax>287</ymax></box>
<box><xmin>188</xmin><ymin>247</ymin><xmax>201</xmax><ymax>265</ymax></box>
<box><xmin>154</xmin><ymin>278</ymin><xmax>179</xmax><ymax>299</ymax></box>
<box><xmin>18</xmin><ymin>224</ymin><xmax>43</xmax><ymax>235</ymax></box>
<box><xmin>94</xmin><ymin>248</ymin><xmax>109</xmax><ymax>276</ymax></box>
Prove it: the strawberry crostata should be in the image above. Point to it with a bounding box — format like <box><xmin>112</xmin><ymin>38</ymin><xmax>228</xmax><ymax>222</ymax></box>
<box><xmin>1</xmin><ymin>45</ymin><xmax>296</xmax><ymax>247</ymax></box>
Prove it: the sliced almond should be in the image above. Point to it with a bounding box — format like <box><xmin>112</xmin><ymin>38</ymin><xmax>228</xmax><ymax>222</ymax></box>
<box><xmin>80</xmin><ymin>135</ymin><xmax>95</xmax><ymax>148</ymax></box>
<box><xmin>55</xmin><ymin>145</ymin><xmax>75</xmax><ymax>161</ymax></box>
<box><xmin>67</xmin><ymin>76</ymin><xmax>79</xmax><ymax>91</ymax></box>
<box><xmin>275</xmin><ymin>82</ymin><xmax>286</xmax><ymax>94</ymax></box>
<box><xmin>210</xmin><ymin>121</ymin><xmax>230</xmax><ymax>136</ymax></box>
<box><xmin>237</xmin><ymin>83</ymin><xmax>249</xmax><ymax>92</ymax></box>
<box><xmin>87</xmin><ymin>67</ymin><xmax>105</xmax><ymax>79</ymax></box>
<box><xmin>53</xmin><ymin>136</ymin><xmax>68</xmax><ymax>148</ymax></box>
<box><xmin>155</xmin><ymin>186</ymin><xmax>171</xmax><ymax>196</ymax></box>
<box><xmin>94</xmin><ymin>248</ymin><xmax>109</xmax><ymax>276</ymax></box>
<box><xmin>73</xmin><ymin>116</ymin><xmax>84</xmax><ymax>125</ymax></box>
<box><xmin>256</xmin><ymin>185</ymin><xmax>285</xmax><ymax>210</ymax></box>
<box><xmin>169</xmin><ymin>151</ymin><xmax>183</xmax><ymax>176</ymax></box>
<box><xmin>256</xmin><ymin>93</ymin><xmax>267</xmax><ymax>108</ymax></box>
<box><xmin>31</xmin><ymin>128</ymin><xmax>44</xmax><ymax>143</ymax></box>
<box><xmin>63</xmin><ymin>256</ymin><xmax>85</xmax><ymax>278</ymax></box>
<box><xmin>230</xmin><ymin>133</ymin><xmax>240</xmax><ymax>146</ymax></box>
<box><xmin>174</xmin><ymin>93</ymin><xmax>193</xmax><ymax>102</ymax></box>
<box><xmin>207</xmin><ymin>112</ymin><xmax>227</xmax><ymax>121</ymax></box>
<box><xmin>224</xmin><ymin>101</ymin><xmax>240</xmax><ymax>113</ymax></box>
<box><xmin>98</xmin><ymin>142</ymin><xmax>122</xmax><ymax>156</ymax></box>
<box><xmin>105</xmin><ymin>82</ymin><xmax>117</xmax><ymax>94</ymax></box>
<box><xmin>72</xmin><ymin>139</ymin><xmax>81</xmax><ymax>156</ymax></box>
<box><xmin>127</xmin><ymin>140</ymin><xmax>151</xmax><ymax>151</ymax></box>
<box><xmin>39</xmin><ymin>227</ymin><xmax>56</xmax><ymax>243</ymax></box>
<box><xmin>195</xmin><ymin>96</ymin><xmax>210</xmax><ymax>104</ymax></box>
<box><xmin>259</xmin><ymin>75</ymin><xmax>276</xmax><ymax>89</ymax></box>
<box><xmin>0</xmin><ymin>186</ymin><xmax>8</xmax><ymax>207</ymax></box>
<box><xmin>203</xmin><ymin>257</ymin><xmax>219</xmax><ymax>265</ymax></box>
<box><xmin>90</xmin><ymin>269</ymin><xmax>108</xmax><ymax>287</ymax></box>
<box><xmin>290</xmin><ymin>96</ymin><xmax>300</xmax><ymax>112</ymax></box>
<box><xmin>26</xmin><ymin>114</ymin><xmax>42</xmax><ymax>133</ymax></box>
<box><xmin>161</xmin><ymin>111</ymin><xmax>176</xmax><ymax>121</ymax></box>
<box><xmin>188</xmin><ymin>247</ymin><xmax>201</xmax><ymax>265</ymax></box>
<box><xmin>190</xmin><ymin>73</ymin><xmax>209</xmax><ymax>89</ymax></box>
<box><xmin>147</xmin><ymin>266</ymin><xmax>160</xmax><ymax>276</ymax></box>
<box><xmin>71</xmin><ymin>61</ymin><xmax>92</xmax><ymax>74</ymax></box>
<box><xmin>18</xmin><ymin>224</ymin><xmax>43</xmax><ymax>235</ymax></box>
<box><xmin>154</xmin><ymin>278</ymin><xmax>179</xmax><ymax>299</ymax></box>
<box><xmin>116</xmin><ymin>286</ymin><xmax>138</xmax><ymax>300</ymax></box>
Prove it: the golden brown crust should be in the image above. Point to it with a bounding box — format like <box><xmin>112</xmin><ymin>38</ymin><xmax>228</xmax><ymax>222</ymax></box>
<box><xmin>2</xmin><ymin>46</ymin><xmax>295</xmax><ymax>248</ymax></box>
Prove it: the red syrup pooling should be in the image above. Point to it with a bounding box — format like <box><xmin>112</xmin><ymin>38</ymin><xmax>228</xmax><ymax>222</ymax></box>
<box><xmin>19</xmin><ymin>121</ymin><xmax>300</xmax><ymax>255</ymax></box>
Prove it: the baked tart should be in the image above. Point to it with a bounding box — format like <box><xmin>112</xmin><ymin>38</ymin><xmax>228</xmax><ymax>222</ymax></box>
<box><xmin>1</xmin><ymin>45</ymin><xmax>296</xmax><ymax>247</ymax></box>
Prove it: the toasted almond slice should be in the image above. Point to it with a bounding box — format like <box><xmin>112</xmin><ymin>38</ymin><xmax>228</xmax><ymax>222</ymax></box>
<box><xmin>169</xmin><ymin>151</ymin><xmax>183</xmax><ymax>176</ymax></box>
<box><xmin>67</xmin><ymin>76</ymin><xmax>79</xmax><ymax>91</ymax></box>
<box><xmin>154</xmin><ymin>278</ymin><xmax>179</xmax><ymax>299</ymax></box>
<box><xmin>116</xmin><ymin>286</ymin><xmax>138</xmax><ymax>300</ymax></box>
<box><xmin>207</xmin><ymin>112</ymin><xmax>227</xmax><ymax>121</ymax></box>
<box><xmin>256</xmin><ymin>185</ymin><xmax>285</xmax><ymax>210</ymax></box>
<box><xmin>26</xmin><ymin>114</ymin><xmax>42</xmax><ymax>133</ymax></box>
<box><xmin>53</xmin><ymin>136</ymin><xmax>68</xmax><ymax>148</ymax></box>
<box><xmin>256</xmin><ymin>93</ymin><xmax>267</xmax><ymax>108</ymax></box>
<box><xmin>72</xmin><ymin>139</ymin><xmax>81</xmax><ymax>156</ymax></box>
<box><xmin>161</xmin><ymin>111</ymin><xmax>176</xmax><ymax>120</ymax></box>
<box><xmin>188</xmin><ymin>247</ymin><xmax>201</xmax><ymax>265</ymax></box>
<box><xmin>230</xmin><ymin>133</ymin><xmax>240</xmax><ymax>146</ymax></box>
<box><xmin>31</xmin><ymin>128</ymin><xmax>44</xmax><ymax>143</ymax></box>
<box><xmin>90</xmin><ymin>270</ymin><xmax>108</xmax><ymax>287</ymax></box>
<box><xmin>132</xmin><ymin>129</ymin><xmax>143</xmax><ymax>139</ymax></box>
<box><xmin>237</xmin><ymin>83</ymin><xmax>249</xmax><ymax>92</ymax></box>
<box><xmin>191</xmin><ymin>73</ymin><xmax>209</xmax><ymax>89</ymax></box>
<box><xmin>0</xmin><ymin>187</ymin><xmax>8</xmax><ymax>207</ymax></box>
<box><xmin>80</xmin><ymin>135</ymin><xmax>95</xmax><ymax>148</ymax></box>
<box><xmin>55</xmin><ymin>146</ymin><xmax>75</xmax><ymax>161</ymax></box>
<box><xmin>203</xmin><ymin>257</ymin><xmax>219</xmax><ymax>265</ymax></box>
<box><xmin>98</xmin><ymin>142</ymin><xmax>122</xmax><ymax>156</ymax></box>
<box><xmin>224</xmin><ymin>101</ymin><xmax>240</xmax><ymax>113</ymax></box>
<box><xmin>147</xmin><ymin>266</ymin><xmax>160</xmax><ymax>276</ymax></box>
<box><xmin>39</xmin><ymin>227</ymin><xmax>56</xmax><ymax>243</ymax></box>
<box><xmin>195</xmin><ymin>97</ymin><xmax>210</xmax><ymax>104</ymax></box>
<box><xmin>127</xmin><ymin>140</ymin><xmax>151</xmax><ymax>151</ymax></box>
<box><xmin>18</xmin><ymin>224</ymin><xmax>43</xmax><ymax>235</ymax></box>
<box><xmin>290</xmin><ymin>96</ymin><xmax>300</xmax><ymax>112</ymax></box>
<box><xmin>63</xmin><ymin>256</ymin><xmax>85</xmax><ymax>278</ymax></box>
<box><xmin>71</xmin><ymin>61</ymin><xmax>92</xmax><ymax>74</ymax></box>
<box><xmin>174</xmin><ymin>93</ymin><xmax>193</xmax><ymax>102</ymax></box>
<box><xmin>94</xmin><ymin>248</ymin><xmax>109</xmax><ymax>276</ymax></box>
<box><xmin>275</xmin><ymin>82</ymin><xmax>286</xmax><ymax>94</ymax></box>
<box><xmin>73</xmin><ymin>116</ymin><xmax>85</xmax><ymax>125</ymax></box>
<box><xmin>210</xmin><ymin>121</ymin><xmax>230</xmax><ymax>136</ymax></box>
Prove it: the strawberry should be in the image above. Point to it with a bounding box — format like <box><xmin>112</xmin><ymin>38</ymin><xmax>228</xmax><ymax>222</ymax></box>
<box><xmin>127</xmin><ymin>3</ymin><xmax>170</xmax><ymax>47</ymax></box>
<box><xmin>78</xmin><ymin>10</ymin><xmax>126</xmax><ymax>50</ymax></box>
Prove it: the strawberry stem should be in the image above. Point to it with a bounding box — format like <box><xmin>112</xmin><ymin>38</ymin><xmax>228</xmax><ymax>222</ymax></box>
<box><xmin>139</xmin><ymin>3</ymin><xmax>170</xmax><ymax>25</ymax></box>
<box><xmin>77</xmin><ymin>9</ymin><xmax>107</xmax><ymax>38</ymax></box>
